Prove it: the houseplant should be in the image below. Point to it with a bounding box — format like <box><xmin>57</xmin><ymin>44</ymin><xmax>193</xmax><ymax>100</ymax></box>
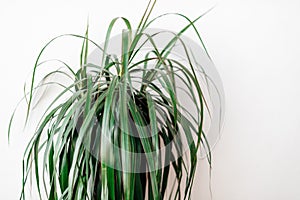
<box><xmin>9</xmin><ymin>0</ymin><xmax>223</xmax><ymax>199</ymax></box>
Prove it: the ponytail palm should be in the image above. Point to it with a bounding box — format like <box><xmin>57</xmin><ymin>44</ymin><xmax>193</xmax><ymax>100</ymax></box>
<box><xmin>9</xmin><ymin>1</ymin><xmax>222</xmax><ymax>199</ymax></box>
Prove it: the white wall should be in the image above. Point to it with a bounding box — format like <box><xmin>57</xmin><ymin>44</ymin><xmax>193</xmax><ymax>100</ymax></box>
<box><xmin>1</xmin><ymin>0</ymin><xmax>300</xmax><ymax>199</ymax></box>
<box><xmin>195</xmin><ymin>1</ymin><xmax>300</xmax><ymax>199</ymax></box>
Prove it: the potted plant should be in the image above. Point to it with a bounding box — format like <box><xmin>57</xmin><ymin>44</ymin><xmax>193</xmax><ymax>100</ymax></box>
<box><xmin>9</xmin><ymin>0</ymin><xmax>223</xmax><ymax>199</ymax></box>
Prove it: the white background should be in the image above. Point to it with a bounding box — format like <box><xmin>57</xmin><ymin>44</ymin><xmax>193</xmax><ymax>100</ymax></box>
<box><xmin>1</xmin><ymin>0</ymin><xmax>300</xmax><ymax>199</ymax></box>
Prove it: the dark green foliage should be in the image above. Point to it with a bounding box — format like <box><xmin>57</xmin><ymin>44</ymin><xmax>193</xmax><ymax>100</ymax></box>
<box><xmin>9</xmin><ymin>0</ymin><xmax>218</xmax><ymax>199</ymax></box>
